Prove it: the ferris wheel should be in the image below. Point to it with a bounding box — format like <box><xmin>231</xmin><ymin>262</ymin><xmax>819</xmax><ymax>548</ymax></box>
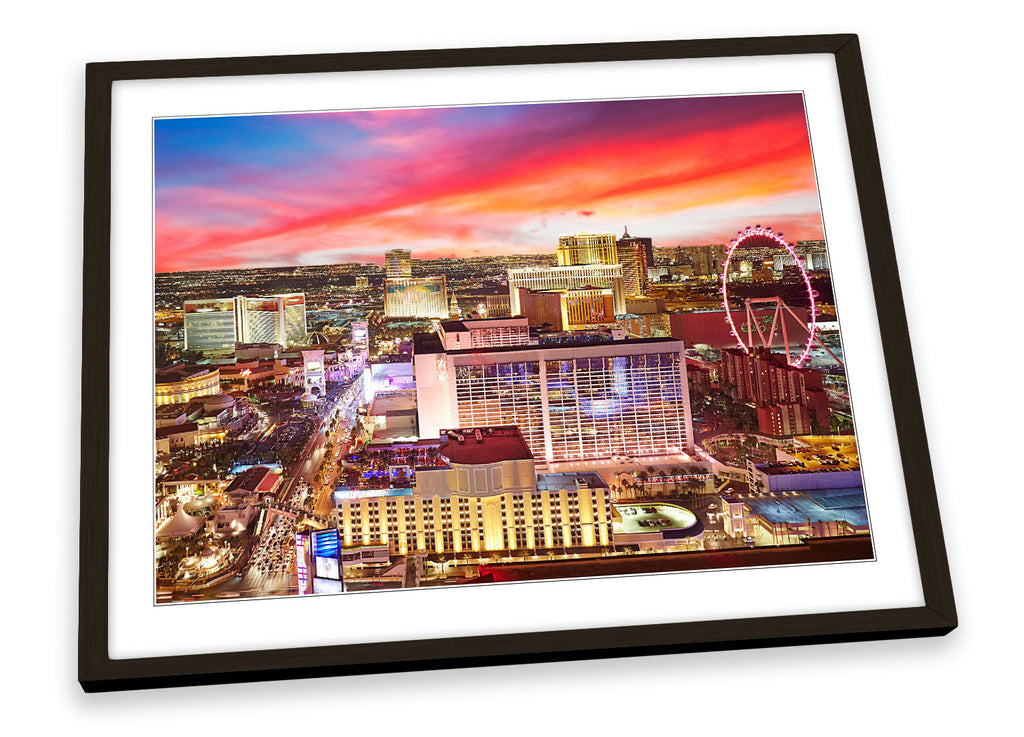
<box><xmin>720</xmin><ymin>224</ymin><xmax>832</xmax><ymax>368</ymax></box>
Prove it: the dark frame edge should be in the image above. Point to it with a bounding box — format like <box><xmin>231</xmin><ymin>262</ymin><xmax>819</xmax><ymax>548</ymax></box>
<box><xmin>79</xmin><ymin>32</ymin><xmax>957</xmax><ymax>694</ymax></box>
<box><xmin>79</xmin><ymin>62</ymin><xmax>114</xmax><ymax>688</ymax></box>
<box><xmin>832</xmin><ymin>36</ymin><xmax>957</xmax><ymax>628</ymax></box>
<box><xmin>82</xmin><ymin>33</ymin><xmax>858</xmax><ymax>80</ymax></box>
<box><xmin>80</xmin><ymin>604</ymin><xmax>954</xmax><ymax>693</ymax></box>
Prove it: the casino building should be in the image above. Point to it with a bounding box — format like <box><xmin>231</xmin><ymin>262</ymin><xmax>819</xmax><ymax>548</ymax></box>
<box><xmin>335</xmin><ymin>426</ymin><xmax>614</xmax><ymax>556</ymax></box>
<box><xmin>384</xmin><ymin>248</ymin><xmax>413</xmax><ymax>278</ymax></box>
<box><xmin>507</xmin><ymin>264</ymin><xmax>627</xmax><ymax>316</ymax></box>
<box><xmin>384</xmin><ymin>276</ymin><xmax>449</xmax><ymax>319</ymax></box>
<box><xmin>556</xmin><ymin>233</ymin><xmax>618</xmax><ymax>267</ymax></box>
<box><xmin>183</xmin><ymin>293</ymin><xmax>306</xmax><ymax>353</ymax></box>
<box><xmin>413</xmin><ymin>333</ymin><xmax>694</xmax><ymax>463</ymax></box>
<box><xmin>436</xmin><ymin>317</ymin><xmax>533</xmax><ymax>350</ymax></box>
<box><xmin>155</xmin><ymin>365</ymin><xmax>221</xmax><ymax>406</ymax></box>
<box><xmin>615</xmin><ymin>243</ymin><xmax>650</xmax><ymax>298</ymax></box>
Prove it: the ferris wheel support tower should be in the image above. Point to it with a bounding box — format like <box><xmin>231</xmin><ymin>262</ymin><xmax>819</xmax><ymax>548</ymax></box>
<box><xmin>722</xmin><ymin>224</ymin><xmax>844</xmax><ymax>368</ymax></box>
<box><xmin>739</xmin><ymin>296</ymin><xmax>845</xmax><ymax>367</ymax></box>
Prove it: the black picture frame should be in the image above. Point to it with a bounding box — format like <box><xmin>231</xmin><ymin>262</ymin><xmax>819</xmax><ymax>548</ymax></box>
<box><xmin>80</xmin><ymin>33</ymin><xmax>956</xmax><ymax>693</ymax></box>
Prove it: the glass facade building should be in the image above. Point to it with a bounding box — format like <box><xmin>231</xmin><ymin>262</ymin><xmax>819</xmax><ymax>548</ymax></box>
<box><xmin>559</xmin><ymin>288</ymin><xmax>616</xmax><ymax>330</ymax></box>
<box><xmin>507</xmin><ymin>264</ymin><xmax>626</xmax><ymax>316</ymax></box>
<box><xmin>542</xmin><ymin>352</ymin><xmax>689</xmax><ymax>461</ymax></box>
<box><xmin>384</xmin><ymin>248</ymin><xmax>413</xmax><ymax>277</ymax></box>
<box><xmin>183</xmin><ymin>297</ymin><xmax>244</xmax><ymax>353</ymax></box>
<box><xmin>183</xmin><ymin>293</ymin><xmax>306</xmax><ymax>354</ymax></box>
<box><xmin>281</xmin><ymin>293</ymin><xmax>307</xmax><ymax>345</ymax></box>
<box><xmin>415</xmin><ymin>337</ymin><xmax>694</xmax><ymax>463</ymax></box>
<box><xmin>454</xmin><ymin>361</ymin><xmax>547</xmax><ymax>459</ymax></box>
<box><xmin>556</xmin><ymin>233</ymin><xmax>618</xmax><ymax>266</ymax></box>
<box><xmin>616</xmin><ymin>242</ymin><xmax>651</xmax><ymax>297</ymax></box>
<box><xmin>384</xmin><ymin>276</ymin><xmax>448</xmax><ymax>319</ymax></box>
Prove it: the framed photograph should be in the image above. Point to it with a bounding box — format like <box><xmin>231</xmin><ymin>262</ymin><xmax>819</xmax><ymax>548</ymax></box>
<box><xmin>80</xmin><ymin>33</ymin><xmax>956</xmax><ymax>692</ymax></box>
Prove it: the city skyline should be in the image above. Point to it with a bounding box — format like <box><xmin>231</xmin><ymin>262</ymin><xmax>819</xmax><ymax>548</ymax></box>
<box><xmin>155</xmin><ymin>93</ymin><xmax>825</xmax><ymax>273</ymax></box>
<box><xmin>151</xmin><ymin>90</ymin><xmax>867</xmax><ymax>604</ymax></box>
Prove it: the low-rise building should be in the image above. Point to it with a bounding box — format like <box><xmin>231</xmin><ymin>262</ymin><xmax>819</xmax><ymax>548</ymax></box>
<box><xmin>155</xmin><ymin>421</ymin><xmax>227</xmax><ymax>454</ymax></box>
<box><xmin>335</xmin><ymin>427</ymin><xmax>613</xmax><ymax>557</ymax></box>
<box><xmin>155</xmin><ymin>365</ymin><xmax>220</xmax><ymax>406</ymax></box>
<box><xmin>721</xmin><ymin>486</ymin><xmax>869</xmax><ymax>543</ymax></box>
<box><xmin>747</xmin><ymin>435</ymin><xmax>861</xmax><ymax>493</ymax></box>
<box><xmin>213</xmin><ymin>504</ymin><xmax>258</xmax><ymax>535</ymax></box>
<box><xmin>224</xmin><ymin>465</ymin><xmax>282</xmax><ymax>504</ymax></box>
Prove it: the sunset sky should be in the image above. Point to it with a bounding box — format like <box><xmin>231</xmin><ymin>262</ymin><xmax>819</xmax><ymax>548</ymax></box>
<box><xmin>154</xmin><ymin>93</ymin><xmax>824</xmax><ymax>273</ymax></box>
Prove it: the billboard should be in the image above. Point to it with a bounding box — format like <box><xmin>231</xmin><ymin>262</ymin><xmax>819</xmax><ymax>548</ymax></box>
<box><xmin>386</xmin><ymin>283</ymin><xmax>441</xmax><ymax>294</ymax></box>
<box><xmin>184</xmin><ymin>298</ymin><xmax>234</xmax><ymax>313</ymax></box>
<box><xmin>312</xmin><ymin>577</ymin><xmax>343</xmax><ymax>594</ymax></box>
<box><xmin>312</xmin><ymin>529</ymin><xmax>341</xmax><ymax>580</ymax></box>
<box><xmin>294</xmin><ymin>532</ymin><xmax>311</xmax><ymax>595</ymax></box>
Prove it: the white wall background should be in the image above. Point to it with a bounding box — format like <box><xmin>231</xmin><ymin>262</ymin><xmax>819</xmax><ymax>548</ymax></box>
<box><xmin>2</xmin><ymin>1</ymin><xmax>1016</xmax><ymax>732</ymax></box>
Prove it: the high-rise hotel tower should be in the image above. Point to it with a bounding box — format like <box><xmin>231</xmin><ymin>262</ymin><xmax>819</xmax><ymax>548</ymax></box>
<box><xmin>616</xmin><ymin>226</ymin><xmax>651</xmax><ymax>297</ymax></box>
<box><xmin>508</xmin><ymin>264</ymin><xmax>626</xmax><ymax>316</ymax></box>
<box><xmin>384</xmin><ymin>276</ymin><xmax>449</xmax><ymax>319</ymax></box>
<box><xmin>414</xmin><ymin>333</ymin><xmax>694</xmax><ymax>463</ymax></box>
<box><xmin>384</xmin><ymin>248</ymin><xmax>413</xmax><ymax>278</ymax></box>
<box><xmin>183</xmin><ymin>293</ymin><xmax>307</xmax><ymax>353</ymax></box>
<box><xmin>556</xmin><ymin>233</ymin><xmax>618</xmax><ymax>267</ymax></box>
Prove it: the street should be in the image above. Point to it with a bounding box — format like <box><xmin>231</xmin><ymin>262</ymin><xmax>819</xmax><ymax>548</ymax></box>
<box><xmin>186</xmin><ymin>377</ymin><xmax>365</xmax><ymax>602</ymax></box>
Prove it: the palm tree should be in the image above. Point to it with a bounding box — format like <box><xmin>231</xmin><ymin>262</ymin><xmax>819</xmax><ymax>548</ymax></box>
<box><xmin>636</xmin><ymin>471</ymin><xmax>650</xmax><ymax>499</ymax></box>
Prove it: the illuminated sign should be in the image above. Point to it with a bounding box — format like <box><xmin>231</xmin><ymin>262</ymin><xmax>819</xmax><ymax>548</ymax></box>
<box><xmin>315</xmin><ymin>556</ymin><xmax>340</xmax><ymax>580</ymax></box>
<box><xmin>312</xmin><ymin>529</ymin><xmax>340</xmax><ymax>558</ymax></box>
<box><xmin>228</xmin><ymin>462</ymin><xmax>283</xmax><ymax>476</ymax></box>
<box><xmin>247</xmin><ymin>299</ymin><xmax>280</xmax><ymax>312</ymax></box>
<box><xmin>385</xmin><ymin>283</ymin><xmax>441</xmax><ymax>294</ymax></box>
<box><xmin>334</xmin><ymin>487</ymin><xmax>413</xmax><ymax>501</ymax></box>
<box><xmin>311</xmin><ymin>530</ymin><xmax>341</xmax><ymax>580</ymax></box>
<box><xmin>312</xmin><ymin>577</ymin><xmax>343</xmax><ymax>594</ymax></box>
<box><xmin>295</xmin><ymin>532</ymin><xmax>310</xmax><ymax>595</ymax></box>
<box><xmin>184</xmin><ymin>299</ymin><xmax>234</xmax><ymax>313</ymax></box>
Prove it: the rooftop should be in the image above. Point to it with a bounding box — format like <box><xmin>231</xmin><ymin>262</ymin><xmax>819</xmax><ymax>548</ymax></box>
<box><xmin>439</xmin><ymin>317</ymin><xmax>529</xmax><ymax>331</ymax></box>
<box><xmin>536</xmin><ymin>471</ymin><xmax>609</xmax><ymax>492</ymax></box>
<box><xmin>155</xmin><ymin>402</ymin><xmax>191</xmax><ymax>419</ymax></box>
<box><xmin>748</xmin><ymin>435</ymin><xmax>861</xmax><ymax>475</ymax></box>
<box><xmin>439</xmin><ymin>426</ymin><xmax>534</xmax><ymax>465</ymax></box>
<box><xmin>155</xmin><ymin>422</ymin><xmax>198</xmax><ymax>438</ymax></box>
<box><xmin>369</xmin><ymin>427</ymin><xmax>421</xmax><ymax>444</ymax></box>
<box><xmin>224</xmin><ymin>465</ymin><xmax>280</xmax><ymax>495</ymax></box>
<box><xmin>368</xmin><ymin>391</ymin><xmax>417</xmax><ymax>416</ymax></box>
<box><xmin>755</xmin><ymin>461</ymin><xmax>861</xmax><ymax>476</ymax></box>
<box><xmin>370</xmin><ymin>354</ymin><xmax>412</xmax><ymax>365</ymax></box>
<box><xmin>612</xmin><ymin>502</ymin><xmax>700</xmax><ymax>536</ymax></box>
<box><xmin>156</xmin><ymin>365</ymin><xmax>216</xmax><ymax>384</ymax></box>
<box><xmin>413</xmin><ymin>331</ymin><xmax>681</xmax><ymax>356</ymax></box>
<box><xmin>727</xmin><ymin>487</ymin><xmax>869</xmax><ymax>527</ymax></box>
